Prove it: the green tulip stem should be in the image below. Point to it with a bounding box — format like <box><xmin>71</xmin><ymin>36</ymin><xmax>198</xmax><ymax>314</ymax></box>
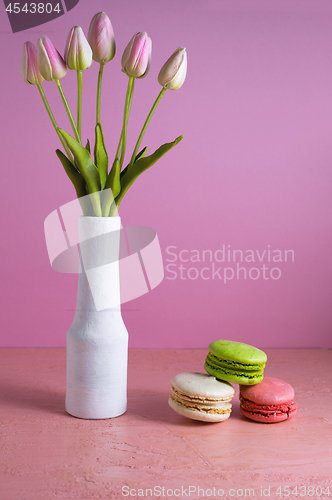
<box><xmin>77</xmin><ymin>70</ymin><xmax>83</xmax><ymax>140</ymax></box>
<box><xmin>37</xmin><ymin>83</ymin><xmax>75</xmax><ymax>165</ymax></box>
<box><xmin>116</xmin><ymin>76</ymin><xmax>135</xmax><ymax>167</ymax></box>
<box><xmin>128</xmin><ymin>74</ymin><xmax>135</xmax><ymax>109</ymax></box>
<box><xmin>55</xmin><ymin>79</ymin><xmax>81</xmax><ymax>144</ymax></box>
<box><xmin>115</xmin><ymin>136</ymin><xmax>123</xmax><ymax>163</ymax></box>
<box><xmin>109</xmin><ymin>202</ymin><xmax>119</xmax><ymax>217</ymax></box>
<box><xmin>96</xmin><ymin>63</ymin><xmax>105</xmax><ymax>125</ymax></box>
<box><xmin>129</xmin><ymin>87</ymin><xmax>166</xmax><ymax>167</ymax></box>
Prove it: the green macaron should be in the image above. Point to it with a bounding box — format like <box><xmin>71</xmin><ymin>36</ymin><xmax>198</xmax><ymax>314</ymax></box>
<box><xmin>204</xmin><ymin>340</ymin><xmax>267</xmax><ymax>385</ymax></box>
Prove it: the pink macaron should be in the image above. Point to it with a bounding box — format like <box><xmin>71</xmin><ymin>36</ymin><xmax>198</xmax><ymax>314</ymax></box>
<box><xmin>239</xmin><ymin>376</ymin><xmax>297</xmax><ymax>423</ymax></box>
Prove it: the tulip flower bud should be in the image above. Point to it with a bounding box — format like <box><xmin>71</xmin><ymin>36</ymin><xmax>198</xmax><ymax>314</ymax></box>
<box><xmin>21</xmin><ymin>42</ymin><xmax>44</xmax><ymax>85</ymax></box>
<box><xmin>37</xmin><ymin>36</ymin><xmax>67</xmax><ymax>81</ymax></box>
<box><xmin>158</xmin><ymin>47</ymin><xmax>187</xmax><ymax>90</ymax></box>
<box><xmin>64</xmin><ymin>26</ymin><xmax>93</xmax><ymax>71</ymax></box>
<box><xmin>88</xmin><ymin>12</ymin><xmax>116</xmax><ymax>64</ymax></box>
<box><xmin>121</xmin><ymin>31</ymin><xmax>152</xmax><ymax>79</ymax></box>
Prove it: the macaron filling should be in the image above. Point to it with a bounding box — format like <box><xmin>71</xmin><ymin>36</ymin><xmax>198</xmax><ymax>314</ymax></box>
<box><xmin>170</xmin><ymin>392</ymin><xmax>232</xmax><ymax>415</ymax></box>
<box><xmin>206</xmin><ymin>353</ymin><xmax>266</xmax><ymax>372</ymax></box>
<box><xmin>240</xmin><ymin>395</ymin><xmax>298</xmax><ymax>419</ymax></box>
<box><xmin>204</xmin><ymin>358</ymin><xmax>264</xmax><ymax>384</ymax></box>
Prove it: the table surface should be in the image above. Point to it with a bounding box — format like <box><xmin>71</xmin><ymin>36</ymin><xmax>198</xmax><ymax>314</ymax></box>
<box><xmin>0</xmin><ymin>348</ymin><xmax>331</xmax><ymax>500</ymax></box>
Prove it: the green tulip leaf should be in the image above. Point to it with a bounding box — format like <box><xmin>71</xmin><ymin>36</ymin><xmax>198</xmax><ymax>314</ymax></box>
<box><xmin>59</xmin><ymin>128</ymin><xmax>102</xmax><ymax>217</ymax></box>
<box><xmin>116</xmin><ymin>136</ymin><xmax>183</xmax><ymax>207</ymax></box>
<box><xmin>85</xmin><ymin>139</ymin><xmax>91</xmax><ymax>154</ymax></box>
<box><xmin>102</xmin><ymin>158</ymin><xmax>121</xmax><ymax>217</ymax></box>
<box><xmin>56</xmin><ymin>149</ymin><xmax>86</xmax><ymax>198</ymax></box>
<box><xmin>120</xmin><ymin>146</ymin><xmax>147</xmax><ymax>181</ymax></box>
<box><xmin>56</xmin><ymin>150</ymin><xmax>95</xmax><ymax>216</ymax></box>
<box><xmin>94</xmin><ymin>123</ymin><xmax>108</xmax><ymax>190</ymax></box>
<box><xmin>134</xmin><ymin>145</ymin><xmax>148</xmax><ymax>163</ymax></box>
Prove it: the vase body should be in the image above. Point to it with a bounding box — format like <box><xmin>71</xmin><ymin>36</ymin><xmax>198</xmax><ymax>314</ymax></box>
<box><xmin>65</xmin><ymin>216</ymin><xmax>128</xmax><ymax>419</ymax></box>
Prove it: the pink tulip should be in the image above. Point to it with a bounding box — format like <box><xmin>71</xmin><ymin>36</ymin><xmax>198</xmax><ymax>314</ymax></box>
<box><xmin>64</xmin><ymin>26</ymin><xmax>92</xmax><ymax>71</ymax></box>
<box><xmin>88</xmin><ymin>12</ymin><xmax>116</xmax><ymax>64</ymax></box>
<box><xmin>121</xmin><ymin>31</ymin><xmax>152</xmax><ymax>79</ymax></box>
<box><xmin>21</xmin><ymin>42</ymin><xmax>44</xmax><ymax>85</ymax></box>
<box><xmin>37</xmin><ymin>36</ymin><xmax>67</xmax><ymax>81</ymax></box>
<box><xmin>158</xmin><ymin>47</ymin><xmax>187</xmax><ymax>90</ymax></box>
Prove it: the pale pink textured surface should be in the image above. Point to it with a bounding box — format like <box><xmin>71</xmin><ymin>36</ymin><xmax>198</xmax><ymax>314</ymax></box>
<box><xmin>1</xmin><ymin>348</ymin><xmax>332</xmax><ymax>500</ymax></box>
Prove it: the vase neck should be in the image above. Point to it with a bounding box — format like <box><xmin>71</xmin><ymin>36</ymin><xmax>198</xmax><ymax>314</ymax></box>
<box><xmin>76</xmin><ymin>216</ymin><xmax>122</xmax><ymax>312</ymax></box>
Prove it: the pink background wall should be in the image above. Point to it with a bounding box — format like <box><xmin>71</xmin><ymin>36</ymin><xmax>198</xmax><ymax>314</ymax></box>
<box><xmin>0</xmin><ymin>0</ymin><xmax>331</xmax><ymax>348</ymax></box>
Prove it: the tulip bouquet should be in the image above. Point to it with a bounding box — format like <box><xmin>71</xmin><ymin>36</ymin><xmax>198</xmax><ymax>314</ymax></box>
<box><xmin>21</xmin><ymin>12</ymin><xmax>187</xmax><ymax>217</ymax></box>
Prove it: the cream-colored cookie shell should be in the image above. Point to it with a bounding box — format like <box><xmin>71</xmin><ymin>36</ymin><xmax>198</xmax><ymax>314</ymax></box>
<box><xmin>171</xmin><ymin>372</ymin><xmax>235</xmax><ymax>400</ymax></box>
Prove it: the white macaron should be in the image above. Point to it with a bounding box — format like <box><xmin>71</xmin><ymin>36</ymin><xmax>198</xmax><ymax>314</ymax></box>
<box><xmin>169</xmin><ymin>372</ymin><xmax>235</xmax><ymax>422</ymax></box>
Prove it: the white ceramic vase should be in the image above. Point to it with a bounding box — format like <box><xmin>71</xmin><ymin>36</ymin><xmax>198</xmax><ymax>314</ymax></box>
<box><xmin>65</xmin><ymin>216</ymin><xmax>128</xmax><ymax>419</ymax></box>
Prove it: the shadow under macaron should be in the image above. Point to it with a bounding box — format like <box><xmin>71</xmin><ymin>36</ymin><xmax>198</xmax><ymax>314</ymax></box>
<box><xmin>128</xmin><ymin>384</ymin><xmax>247</xmax><ymax>425</ymax></box>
